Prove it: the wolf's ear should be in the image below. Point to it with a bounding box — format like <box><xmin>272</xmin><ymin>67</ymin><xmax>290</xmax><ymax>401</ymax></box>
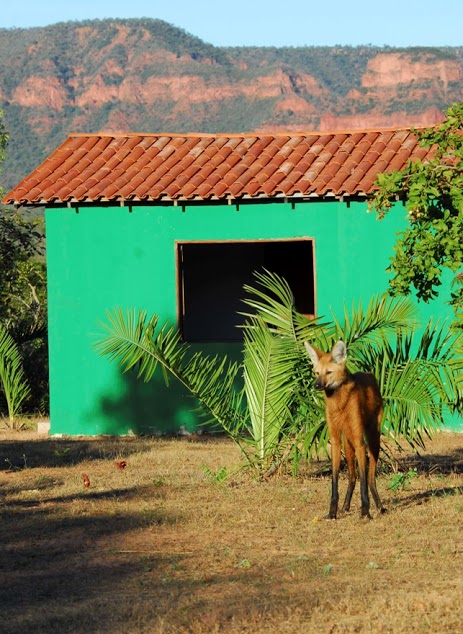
<box><xmin>304</xmin><ymin>342</ymin><xmax>322</xmax><ymax>367</ymax></box>
<box><xmin>331</xmin><ymin>340</ymin><xmax>347</xmax><ymax>364</ymax></box>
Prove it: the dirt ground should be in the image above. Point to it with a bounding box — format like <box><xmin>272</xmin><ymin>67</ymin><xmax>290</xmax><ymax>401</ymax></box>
<box><xmin>1</xmin><ymin>428</ymin><xmax>462</xmax><ymax>633</ymax></box>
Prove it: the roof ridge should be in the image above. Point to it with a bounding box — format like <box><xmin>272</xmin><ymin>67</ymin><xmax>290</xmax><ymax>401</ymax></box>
<box><xmin>68</xmin><ymin>126</ymin><xmax>422</xmax><ymax>140</ymax></box>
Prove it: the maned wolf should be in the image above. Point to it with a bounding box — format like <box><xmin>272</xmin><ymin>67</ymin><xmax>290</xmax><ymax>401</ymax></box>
<box><xmin>304</xmin><ymin>340</ymin><xmax>385</xmax><ymax>519</ymax></box>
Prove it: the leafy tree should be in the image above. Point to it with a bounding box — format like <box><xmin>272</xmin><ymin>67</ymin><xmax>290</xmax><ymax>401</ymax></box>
<box><xmin>0</xmin><ymin>110</ymin><xmax>48</xmax><ymax>416</ymax></box>
<box><xmin>0</xmin><ymin>210</ymin><xmax>48</xmax><ymax>415</ymax></box>
<box><xmin>0</xmin><ymin>211</ymin><xmax>46</xmax><ymax>331</ymax></box>
<box><xmin>368</xmin><ymin>102</ymin><xmax>463</xmax><ymax>320</ymax></box>
<box><xmin>95</xmin><ymin>272</ymin><xmax>463</xmax><ymax>477</ymax></box>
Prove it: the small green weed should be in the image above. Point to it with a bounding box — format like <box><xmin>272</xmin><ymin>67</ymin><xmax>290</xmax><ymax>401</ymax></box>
<box><xmin>53</xmin><ymin>447</ymin><xmax>71</xmax><ymax>463</ymax></box>
<box><xmin>152</xmin><ymin>476</ymin><xmax>166</xmax><ymax>487</ymax></box>
<box><xmin>387</xmin><ymin>468</ymin><xmax>417</xmax><ymax>495</ymax></box>
<box><xmin>200</xmin><ymin>464</ymin><xmax>229</xmax><ymax>483</ymax></box>
<box><xmin>235</xmin><ymin>559</ymin><xmax>251</xmax><ymax>569</ymax></box>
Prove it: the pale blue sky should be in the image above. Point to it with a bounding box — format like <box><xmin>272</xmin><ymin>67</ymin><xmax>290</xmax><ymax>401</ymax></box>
<box><xmin>2</xmin><ymin>0</ymin><xmax>463</xmax><ymax>48</ymax></box>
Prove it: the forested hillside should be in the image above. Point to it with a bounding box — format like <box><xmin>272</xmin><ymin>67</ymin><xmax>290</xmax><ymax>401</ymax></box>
<box><xmin>1</xmin><ymin>18</ymin><xmax>463</xmax><ymax>189</ymax></box>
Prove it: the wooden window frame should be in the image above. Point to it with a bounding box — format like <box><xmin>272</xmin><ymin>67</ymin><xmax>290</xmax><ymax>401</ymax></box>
<box><xmin>175</xmin><ymin>238</ymin><xmax>317</xmax><ymax>343</ymax></box>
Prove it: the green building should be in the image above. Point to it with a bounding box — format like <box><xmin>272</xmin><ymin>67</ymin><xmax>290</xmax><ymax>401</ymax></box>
<box><xmin>3</xmin><ymin>130</ymin><xmax>457</xmax><ymax>435</ymax></box>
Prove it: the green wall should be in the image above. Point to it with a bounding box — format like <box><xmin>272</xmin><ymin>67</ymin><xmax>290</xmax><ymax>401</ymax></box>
<box><xmin>45</xmin><ymin>200</ymin><xmax>458</xmax><ymax>435</ymax></box>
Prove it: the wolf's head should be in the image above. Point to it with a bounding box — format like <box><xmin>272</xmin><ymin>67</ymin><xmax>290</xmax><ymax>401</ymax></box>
<box><xmin>304</xmin><ymin>340</ymin><xmax>348</xmax><ymax>392</ymax></box>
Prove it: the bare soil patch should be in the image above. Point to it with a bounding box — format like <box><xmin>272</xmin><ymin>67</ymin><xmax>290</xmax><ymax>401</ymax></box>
<box><xmin>1</xmin><ymin>430</ymin><xmax>462</xmax><ymax>633</ymax></box>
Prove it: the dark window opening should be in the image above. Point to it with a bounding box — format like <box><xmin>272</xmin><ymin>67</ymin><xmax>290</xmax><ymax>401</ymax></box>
<box><xmin>176</xmin><ymin>240</ymin><xmax>315</xmax><ymax>342</ymax></box>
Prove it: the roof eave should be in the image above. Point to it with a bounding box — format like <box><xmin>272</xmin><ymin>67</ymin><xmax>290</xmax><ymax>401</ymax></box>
<box><xmin>4</xmin><ymin>190</ymin><xmax>381</xmax><ymax>209</ymax></box>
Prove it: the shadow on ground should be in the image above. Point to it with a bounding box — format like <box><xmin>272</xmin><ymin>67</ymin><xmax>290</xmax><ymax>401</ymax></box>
<box><xmin>393</xmin><ymin>485</ymin><xmax>463</xmax><ymax>510</ymax></box>
<box><xmin>0</xmin><ymin>495</ymin><xmax>178</xmax><ymax>633</ymax></box>
<box><xmin>399</xmin><ymin>446</ymin><xmax>463</xmax><ymax>474</ymax></box>
<box><xmin>0</xmin><ymin>435</ymin><xmax>156</xmax><ymax>471</ymax></box>
<box><xmin>0</xmin><ymin>485</ymin><xmax>299</xmax><ymax>634</ymax></box>
<box><xmin>0</xmin><ymin>433</ymin><xmax>223</xmax><ymax>472</ymax></box>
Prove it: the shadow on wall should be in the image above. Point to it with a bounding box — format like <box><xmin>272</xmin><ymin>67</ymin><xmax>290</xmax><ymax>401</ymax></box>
<box><xmin>97</xmin><ymin>369</ymin><xmax>200</xmax><ymax>435</ymax></box>
<box><xmin>94</xmin><ymin>342</ymin><xmax>244</xmax><ymax>436</ymax></box>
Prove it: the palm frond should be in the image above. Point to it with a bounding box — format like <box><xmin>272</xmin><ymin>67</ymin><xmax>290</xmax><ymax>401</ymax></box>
<box><xmin>95</xmin><ymin>308</ymin><xmax>244</xmax><ymax>437</ymax></box>
<box><xmin>241</xmin><ymin>270</ymin><xmax>326</xmax><ymax>343</ymax></box>
<box><xmin>382</xmin><ymin>359</ymin><xmax>445</xmax><ymax>446</ymax></box>
<box><xmin>0</xmin><ymin>324</ymin><xmax>31</xmax><ymax>422</ymax></box>
<box><xmin>242</xmin><ymin>317</ymin><xmax>300</xmax><ymax>463</ymax></box>
<box><xmin>329</xmin><ymin>295</ymin><xmax>418</xmax><ymax>351</ymax></box>
<box><xmin>241</xmin><ymin>271</ymin><xmax>332</xmax><ymax>465</ymax></box>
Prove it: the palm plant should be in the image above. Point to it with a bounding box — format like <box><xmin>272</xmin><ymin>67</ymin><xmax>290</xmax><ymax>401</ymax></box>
<box><xmin>239</xmin><ymin>273</ymin><xmax>327</xmax><ymax>473</ymax></box>
<box><xmin>350</xmin><ymin>323</ymin><xmax>463</xmax><ymax>449</ymax></box>
<box><xmin>0</xmin><ymin>323</ymin><xmax>31</xmax><ymax>427</ymax></box>
<box><xmin>95</xmin><ymin>271</ymin><xmax>463</xmax><ymax>477</ymax></box>
<box><xmin>240</xmin><ymin>273</ymin><xmax>447</xmax><ymax>463</ymax></box>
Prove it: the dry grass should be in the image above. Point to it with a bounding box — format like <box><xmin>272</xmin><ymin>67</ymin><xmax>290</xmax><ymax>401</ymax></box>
<box><xmin>1</xmin><ymin>428</ymin><xmax>463</xmax><ymax>633</ymax></box>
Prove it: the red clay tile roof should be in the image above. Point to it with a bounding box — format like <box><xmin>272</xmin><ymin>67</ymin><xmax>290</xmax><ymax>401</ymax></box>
<box><xmin>2</xmin><ymin>129</ymin><xmax>433</xmax><ymax>206</ymax></box>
